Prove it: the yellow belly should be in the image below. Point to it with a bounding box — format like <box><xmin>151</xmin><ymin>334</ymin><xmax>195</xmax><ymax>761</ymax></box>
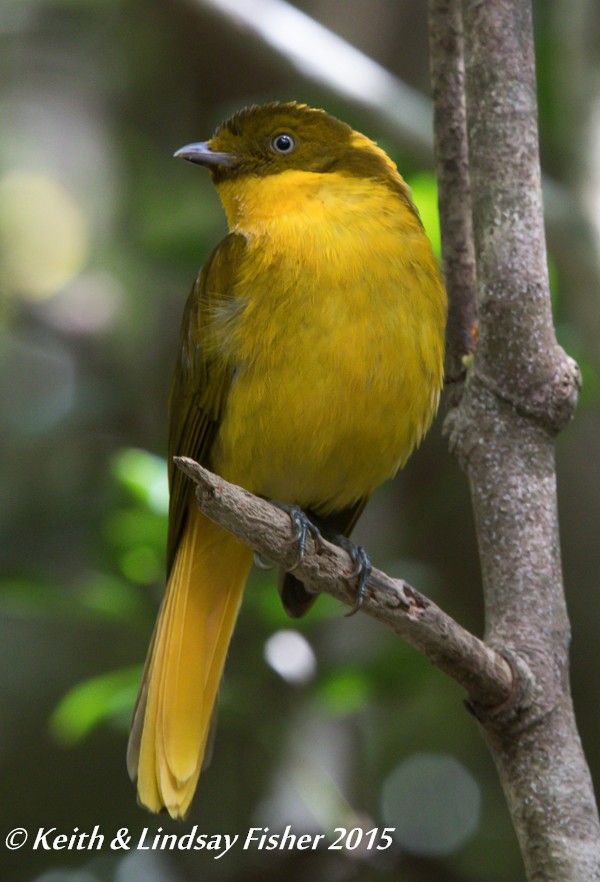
<box><xmin>215</xmin><ymin>348</ymin><xmax>431</xmax><ymax>513</ymax></box>
<box><xmin>211</xmin><ymin>170</ymin><xmax>446</xmax><ymax>513</ymax></box>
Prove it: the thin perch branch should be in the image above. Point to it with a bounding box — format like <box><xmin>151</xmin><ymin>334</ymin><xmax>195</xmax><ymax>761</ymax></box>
<box><xmin>175</xmin><ymin>456</ymin><xmax>513</xmax><ymax>708</ymax></box>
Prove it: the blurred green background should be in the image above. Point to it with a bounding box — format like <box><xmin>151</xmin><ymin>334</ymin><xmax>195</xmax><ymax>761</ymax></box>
<box><xmin>1</xmin><ymin>1</ymin><xmax>599</xmax><ymax>880</ymax></box>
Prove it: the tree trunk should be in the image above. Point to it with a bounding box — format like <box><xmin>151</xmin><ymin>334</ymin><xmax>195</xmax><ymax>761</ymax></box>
<box><xmin>430</xmin><ymin>0</ymin><xmax>600</xmax><ymax>878</ymax></box>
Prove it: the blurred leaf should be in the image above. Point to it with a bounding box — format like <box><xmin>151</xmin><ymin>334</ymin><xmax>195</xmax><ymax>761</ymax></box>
<box><xmin>111</xmin><ymin>447</ymin><xmax>168</xmax><ymax>514</ymax></box>
<box><xmin>118</xmin><ymin>545</ymin><xmax>162</xmax><ymax>584</ymax></box>
<box><xmin>0</xmin><ymin>573</ymin><xmax>145</xmax><ymax>623</ymax></box>
<box><xmin>406</xmin><ymin>171</ymin><xmax>441</xmax><ymax>258</ymax></box>
<box><xmin>50</xmin><ymin>666</ymin><xmax>141</xmax><ymax>745</ymax></box>
<box><xmin>78</xmin><ymin>571</ymin><xmax>148</xmax><ymax>621</ymax></box>
<box><xmin>317</xmin><ymin>667</ymin><xmax>371</xmax><ymax>715</ymax></box>
<box><xmin>104</xmin><ymin>507</ymin><xmax>166</xmax><ymax>550</ymax></box>
<box><xmin>0</xmin><ymin>578</ymin><xmax>74</xmax><ymax>618</ymax></box>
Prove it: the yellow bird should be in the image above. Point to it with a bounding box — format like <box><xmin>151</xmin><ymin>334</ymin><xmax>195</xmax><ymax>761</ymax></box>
<box><xmin>127</xmin><ymin>102</ymin><xmax>446</xmax><ymax>818</ymax></box>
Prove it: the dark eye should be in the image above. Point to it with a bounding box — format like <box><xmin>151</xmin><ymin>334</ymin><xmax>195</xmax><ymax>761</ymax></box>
<box><xmin>271</xmin><ymin>133</ymin><xmax>296</xmax><ymax>154</ymax></box>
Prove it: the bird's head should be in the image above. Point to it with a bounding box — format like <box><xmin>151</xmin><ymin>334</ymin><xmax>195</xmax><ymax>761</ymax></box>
<box><xmin>174</xmin><ymin>102</ymin><xmax>402</xmax><ymax>191</ymax></box>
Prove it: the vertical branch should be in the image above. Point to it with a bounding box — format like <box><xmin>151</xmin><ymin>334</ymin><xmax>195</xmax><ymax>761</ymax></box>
<box><xmin>428</xmin><ymin>0</ymin><xmax>478</xmax><ymax>383</ymax></box>
<box><xmin>461</xmin><ymin>0</ymin><xmax>577</xmax><ymax>416</ymax></box>
<box><xmin>430</xmin><ymin>0</ymin><xmax>598</xmax><ymax>879</ymax></box>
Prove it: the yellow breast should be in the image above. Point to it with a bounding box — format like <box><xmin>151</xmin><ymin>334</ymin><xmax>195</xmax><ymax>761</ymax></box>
<box><xmin>211</xmin><ymin>169</ymin><xmax>446</xmax><ymax>513</ymax></box>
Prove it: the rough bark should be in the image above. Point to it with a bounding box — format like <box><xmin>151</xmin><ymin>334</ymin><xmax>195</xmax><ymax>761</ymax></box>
<box><xmin>430</xmin><ymin>0</ymin><xmax>600</xmax><ymax>879</ymax></box>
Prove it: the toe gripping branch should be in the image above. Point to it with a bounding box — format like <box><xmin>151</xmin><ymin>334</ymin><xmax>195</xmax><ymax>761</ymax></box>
<box><xmin>274</xmin><ymin>502</ymin><xmax>373</xmax><ymax>616</ymax></box>
<box><xmin>334</xmin><ymin>535</ymin><xmax>372</xmax><ymax>617</ymax></box>
<box><xmin>279</xmin><ymin>503</ymin><xmax>324</xmax><ymax>567</ymax></box>
<box><xmin>254</xmin><ymin>503</ymin><xmax>323</xmax><ymax>572</ymax></box>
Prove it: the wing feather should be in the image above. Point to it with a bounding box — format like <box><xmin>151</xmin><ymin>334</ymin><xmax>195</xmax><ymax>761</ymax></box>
<box><xmin>166</xmin><ymin>233</ymin><xmax>247</xmax><ymax>573</ymax></box>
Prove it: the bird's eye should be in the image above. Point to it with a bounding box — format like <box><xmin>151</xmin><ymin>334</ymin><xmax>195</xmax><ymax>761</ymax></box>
<box><xmin>271</xmin><ymin>133</ymin><xmax>296</xmax><ymax>154</ymax></box>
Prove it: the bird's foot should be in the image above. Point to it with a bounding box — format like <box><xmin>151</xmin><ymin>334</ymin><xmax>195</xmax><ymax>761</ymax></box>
<box><xmin>271</xmin><ymin>502</ymin><xmax>324</xmax><ymax>569</ymax></box>
<box><xmin>332</xmin><ymin>535</ymin><xmax>372</xmax><ymax>617</ymax></box>
<box><xmin>270</xmin><ymin>502</ymin><xmax>371</xmax><ymax>616</ymax></box>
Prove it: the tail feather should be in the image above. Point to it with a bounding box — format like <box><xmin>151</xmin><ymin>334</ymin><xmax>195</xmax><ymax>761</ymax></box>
<box><xmin>128</xmin><ymin>502</ymin><xmax>252</xmax><ymax>818</ymax></box>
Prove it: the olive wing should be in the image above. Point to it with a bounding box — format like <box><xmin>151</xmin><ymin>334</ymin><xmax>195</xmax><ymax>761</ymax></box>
<box><xmin>166</xmin><ymin>232</ymin><xmax>246</xmax><ymax>574</ymax></box>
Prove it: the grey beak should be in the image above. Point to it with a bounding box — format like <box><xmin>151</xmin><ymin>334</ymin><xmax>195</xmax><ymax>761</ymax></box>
<box><xmin>173</xmin><ymin>141</ymin><xmax>236</xmax><ymax>168</ymax></box>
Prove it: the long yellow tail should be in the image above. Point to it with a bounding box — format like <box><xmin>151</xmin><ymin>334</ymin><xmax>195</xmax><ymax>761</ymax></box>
<box><xmin>127</xmin><ymin>503</ymin><xmax>253</xmax><ymax>818</ymax></box>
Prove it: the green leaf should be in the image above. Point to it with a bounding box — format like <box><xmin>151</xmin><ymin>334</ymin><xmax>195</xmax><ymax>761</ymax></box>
<box><xmin>111</xmin><ymin>447</ymin><xmax>168</xmax><ymax>514</ymax></box>
<box><xmin>406</xmin><ymin>171</ymin><xmax>441</xmax><ymax>258</ymax></box>
<box><xmin>50</xmin><ymin>666</ymin><xmax>142</xmax><ymax>745</ymax></box>
<box><xmin>317</xmin><ymin>668</ymin><xmax>371</xmax><ymax>715</ymax></box>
